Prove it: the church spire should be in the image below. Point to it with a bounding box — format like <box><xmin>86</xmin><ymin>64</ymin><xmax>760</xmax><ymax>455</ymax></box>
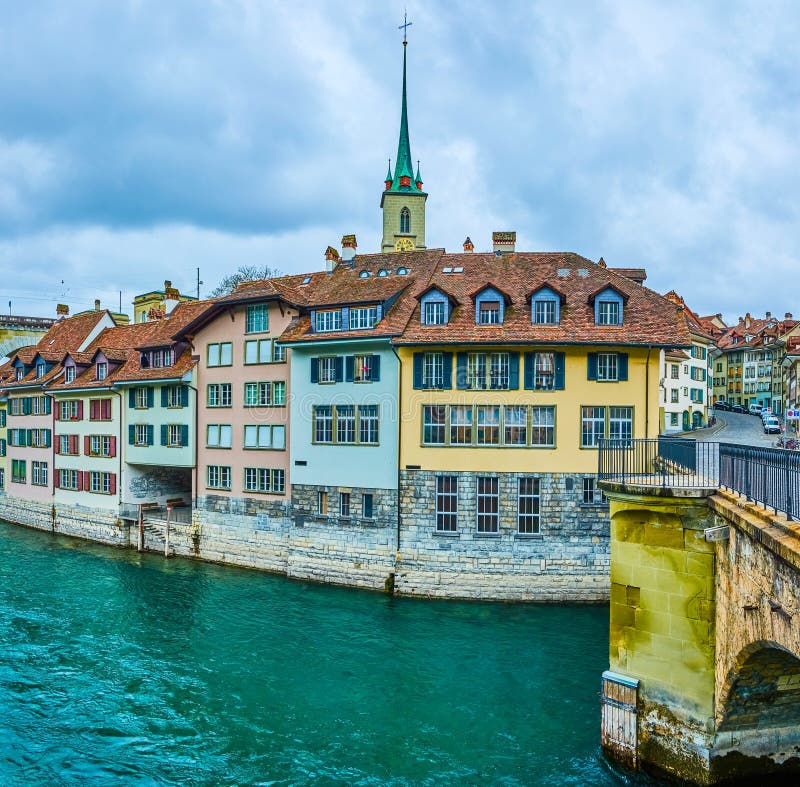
<box><xmin>393</xmin><ymin>39</ymin><xmax>415</xmax><ymax>185</ymax></box>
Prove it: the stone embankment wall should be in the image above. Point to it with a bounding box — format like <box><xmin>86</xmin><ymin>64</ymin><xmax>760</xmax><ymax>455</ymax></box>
<box><xmin>0</xmin><ymin>482</ymin><xmax>611</xmax><ymax>602</ymax></box>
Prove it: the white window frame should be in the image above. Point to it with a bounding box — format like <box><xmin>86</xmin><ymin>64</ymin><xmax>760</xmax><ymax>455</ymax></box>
<box><xmin>597</xmin><ymin>353</ymin><xmax>618</xmax><ymax>382</ymax></box>
<box><xmin>315</xmin><ymin>310</ymin><xmax>342</xmax><ymax>332</ymax></box>
<box><xmin>349</xmin><ymin>306</ymin><xmax>378</xmax><ymax>330</ymax></box>
<box><xmin>245</xmin><ymin>303</ymin><xmax>269</xmax><ymax>334</ymax></box>
<box><xmin>533</xmin><ymin>299</ymin><xmax>557</xmax><ymax>325</ymax></box>
<box><xmin>581</xmin><ymin>406</ymin><xmax>606</xmax><ymax>448</ymax></box>
<box><xmin>423</xmin><ymin>352</ymin><xmax>444</xmax><ymax>388</ymax></box>
<box><xmin>424</xmin><ymin>301</ymin><xmax>446</xmax><ymax>325</ymax></box>
<box><xmin>64</xmin><ymin>366</ymin><xmax>76</xmax><ymax>383</ymax></box>
<box><xmin>318</xmin><ymin>356</ymin><xmax>337</xmax><ymax>384</ymax></box>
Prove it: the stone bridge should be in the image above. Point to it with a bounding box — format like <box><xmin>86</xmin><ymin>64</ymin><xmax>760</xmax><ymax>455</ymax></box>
<box><xmin>599</xmin><ymin>479</ymin><xmax>800</xmax><ymax>785</ymax></box>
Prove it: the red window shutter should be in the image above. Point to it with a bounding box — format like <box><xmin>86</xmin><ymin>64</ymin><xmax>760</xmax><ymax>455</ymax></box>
<box><xmin>109</xmin><ymin>473</ymin><xmax>117</xmax><ymax>496</ymax></box>
<box><xmin>109</xmin><ymin>436</ymin><xmax>116</xmax><ymax>457</ymax></box>
<box><xmin>84</xmin><ymin>436</ymin><xmax>91</xmax><ymax>455</ymax></box>
<box><xmin>70</xmin><ymin>435</ymin><xmax>78</xmax><ymax>455</ymax></box>
<box><xmin>77</xmin><ymin>471</ymin><xmax>84</xmax><ymax>492</ymax></box>
<box><xmin>89</xmin><ymin>400</ymin><xmax>97</xmax><ymax>420</ymax></box>
<box><xmin>76</xmin><ymin>401</ymin><xmax>83</xmax><ymax>420</ymax></box>
<box><xmin>102</xmin><ymin>399</ymin><xmax>111</xmax><ymax>420</ymax></box>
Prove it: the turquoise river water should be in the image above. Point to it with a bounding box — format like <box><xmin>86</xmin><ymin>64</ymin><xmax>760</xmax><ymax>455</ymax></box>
<box><xmin>0</xmin><ymin>521</ymin><xmax>657</xmax><ymax>785</ymax></box>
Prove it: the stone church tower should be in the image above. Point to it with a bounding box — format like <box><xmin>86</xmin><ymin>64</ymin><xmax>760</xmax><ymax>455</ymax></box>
<box><xmin>380</xmin><ymin>38</ymin><xmax>427</xmax><ymax>253</ymax></box>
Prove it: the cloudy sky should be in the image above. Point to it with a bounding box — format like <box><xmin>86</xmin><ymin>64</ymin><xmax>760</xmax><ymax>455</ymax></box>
<box><xmin>1</xmin><ymin>0</ymin><xmax>799</xmax><ymax>324</ymax></box>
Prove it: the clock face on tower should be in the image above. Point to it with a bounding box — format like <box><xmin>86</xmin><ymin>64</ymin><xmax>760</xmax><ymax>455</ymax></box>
<box><xmin>395</xmin><ymin>238</ymin><xmax>415</xmax><ymax>252</ymax></box>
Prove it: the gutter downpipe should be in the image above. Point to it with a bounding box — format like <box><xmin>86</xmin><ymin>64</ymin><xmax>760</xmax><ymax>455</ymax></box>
<box><xmin>391</xmin><ymin>345</ymin><xmax>402</xmax><ymax>555</ymax></box>
<box><xmin>645</xmin><ymin>344</ymin><xmax>653</xmax><ymax>438</ymax></box>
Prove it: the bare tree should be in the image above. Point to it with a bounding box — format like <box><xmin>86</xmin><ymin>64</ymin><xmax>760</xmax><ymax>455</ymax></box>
<box><xmin>210</xmin><ymin>265</ymin><xmax>282</xmax><ymax>297</ymax></box>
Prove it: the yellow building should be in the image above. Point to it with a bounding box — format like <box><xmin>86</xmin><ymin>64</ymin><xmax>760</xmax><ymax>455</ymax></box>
<box><xmin>0</xmin><ymin>314</ymin><xmax>55</xmax><ymax>359</ymax></box>
<box><xmin>392</xmin><ymin>248</ymin><xmax>688</xmax><ymax>545</ymax></box>
<box><xmin>133</xmin><ymin>280</ymin><xmax>196</xmax><ymax>324</ymax></box>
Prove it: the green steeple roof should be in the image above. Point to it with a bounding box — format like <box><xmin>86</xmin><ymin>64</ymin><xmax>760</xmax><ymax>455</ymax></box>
<box><xmin>387</xmin><ymin>42</ymin><xmax>423</xmax><ymax>193</ymax></box>
<box><xmin>415</xmin><ymin>161</ymin><xmax>422</xmax><ymax>183</ymax></box>
<box><xmin>385</xmin><ymin>161</ymin><xmax>393</xmax><ymax>182</ymax></box>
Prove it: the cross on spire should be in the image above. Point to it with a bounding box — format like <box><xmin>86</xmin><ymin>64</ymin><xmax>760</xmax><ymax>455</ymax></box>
<box><xmin>399</xmin><ymin>10</ymin><xmax>412</xmax><ymax>44</ymax></box>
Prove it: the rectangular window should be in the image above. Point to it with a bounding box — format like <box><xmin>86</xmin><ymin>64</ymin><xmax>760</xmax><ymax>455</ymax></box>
<box><xmin>272</xmin><ymin>342</ymin><xmax>286</xmax><ymax>363</ymax></box>
<box><xmin>243</xmin><ymin>424</ymin><xmax>273</xmax><ymax>449</ymax></box>
<box><xmin>89</xmin><ymin>398</ymin><xmax>112</xmax><ymax>421</ymax></box>
<box><xmin>315</xmin><ymin>310</ymin><xmax>342</xmax><ymax>332</ymax></box>
<box><xmin>317</xmin><ymin>491</ymin><xmax>328</xmax><ymax>515</ymax></box>
<box><xmin>245</xmin><ymin>382</ymin><xmax>270</xmax><ymax>406</ymax></box>
<box><xmin>359</xmin><ymin>405</ymin><xmax>379</xmax><ymax>444</ymax></box>
<box><xmin>59</xmin><ymin>400</ymin><xmax>81</xmax><ymax>421</ymax></box>
<box><xmin>207</xmin><ymin>383</ymin><xmax>232</xmax><ymax>407</ymax></box>
<box><xmin>581</xmin><ymin>406</ymin><xmax>606</xmax><ymax>448</ymax></box>
<box><xmin>64</xmin><ymin>366</ymin><xmax>76</xmax><ymax>383</ymax></box>
<box><xmin>476</xmin><ymin>476</ymin><xmax>499</xmax><ymax>533</ymax></box>
<box><xmin>353</xmin><ymin>355</ymin><xmax>372</xmax><ymax>383</ymax></box>
<box><xmin>530</xmin><ymin>406</ymin><xmax>556</xmax><ymax>447</ymax></box>
<box><xmin>243</xmin><ymin>467</ymin><xmax>285</xmax><ymax>494</ymax></box>
<box><xmin>89</xmin><ymin>435</ymin><xmax>112</xmax><ymax>457</ymax></box>
<box><xmin>597</xmin><ymin>353</ymin><xmax>618</xmax><ymax>382</ymax></box>
<box><xmin>167</xmin><ymin>424</ymin><xmax>182</xmax><ymax>447</ymax></box>
<box><xmin>424</xmin><ymin>301</ymin><xmax>446</xmax><ymax>325</ymax></box>
<box><xmin>533</xmin><ymin>352</ymin><xmax>555</xmax><ymax>390</ymax></box>
<box><xmin>245</xmin><ymin>339</ymin><xmax>271</xmax><ymax>365</ymax></box>
<box><xmin>476</xmin><ymin>405</ymin><xmax>500</xmax><ymax>446</ymax></box>
<box><xmin>349</xmin><ymin>306</ymin><xmax>378</xmax><ymax>330</ymax></box>
<box><xmin>518</xmin><ymin>477</ymin><xmax>541</xmax><ymax>534</ymax></box>
<box><xmin>318</xmin><ymin>356</ymin><xmax>337</xmax><ymax>384</ymax></box>
<box><xmin>533</xmin><ymin>300</ymin><xmax>557</xmax><ymax>324</ymax></box>
<box><xmin>504</xmin><ymin>406</ymin><xmax>528</xmax><ymax>446</ymax></box>
<box><xmin>478</xmin><ymin>301</ymin><xmax>501</xmax><ymax>324</ymax></box>
<box><xmin>206</xmin><ymin>424</ymin><xmax>233</xmax><ymax>448</ymax></box>
<box><xmin>449</xmin><ymin>405</ymin><xmax>473</xmax><ymax>445</ymax></box>
<box><xmin>422</xmin><ymin>405</ymin><xmax>446</xmax><ymax>445</ymax></box>
<box><xmin>207</xmin><ymin>342</ymin><xmax>233</xmax><ymax>367</ymax></box>
<box><xmin>313</xmin><ymin>406</ymin><xmax>333</xmax><ymax>443</ymax></box>
<box><xmin>671</xmin><ymin>364</ymin><xmax>679</xmax><ymax>379</ymax></box>
<box><xmin>206</xmin><ymin>465</ymin><xmax>232</xmax><ymax>490</ymax></box>
<box><xmin>670</xmin><ymin>412</ymin><xmax>679</xmax><ymax>426</ymax></box>
<box><xmin>609</xmin><ymin>406</ymin><xmax>633</xmax><ymax>445</ymax></box>
<box><xmin>489</xmin><ymin>353</ymin><xmax>509</xmax><ymax>390</ymax></box>
<box><xmin>11</xmin><ymin>459</ymin><xmax>26</xmax><ymax>483</ymax></box>
<box><xmin>423</xmin><ymin>352</ymin><xmax>444</xmax><ymax>388</ymax></box>
<box><xmin>670</xmin><ymin>389</ymin><xmax>679</xmax><ymax>403</ymax></box>
<box><xmin>166</xmin><ymin>386</ymin><xmax>183</xmax><ymax>407</ymax></box>
<box><xmin>336</xmin><ymin>405</ymin><xmax>356</xmax><ymax>444</ymax></box>
<box><xmin>134</xmin><ymin>424</ymin><xmax>150</xmax><ymax>446</ymax></box>
<box><xmin>31</xmin><ymin>461</ymin><xmax>48</xmax><ymax>487</ymax></box>
<box><xmin>339</xmin><ymin>492</ymin><xmax>351</xmax><ymax>518</ymax></box>
<box><xmin>598</xmin><ymin>300</ymin><xmax>620</xmax><ymax>325</ymax></box>
<box><xmin>135</xmin><ymin>387</ymin><xmax>150</xmax><ymax>409</ymax></box>
<box><xmin>272</xmin><ymin>381</ymin><xmax>286</xmax><ymax>405</ymax></box>
<box><xmin>466</xmin><ymin>353</ymin><xmax>487</xmax><ymax>389</ymax></box>
<box><xmin>435</xmin><ymin>476</ymin><xmax>458</xmax><ymax>532</ymax></box>
<box><xmin>59</xmin><ymin>469</ymin><xmax>79</xmax><ymax>490</ymax></box>
<box><xmin>362</xmin><ymin>493</ymin><xmax>374</xmax><ymax>519</ymax></box>
<box><xmin>96</xmin><ymin>362</ymin><xmax>108</xmax><ymax>380</ymax></box>
<box><xmin>246</xmin><ymin>303</ymin><xmax>269</xmax><ymax>333</ymax></box>
<box><xmin>583</xmin><ymin>477</ymin><xmax>606</xmax><ymax>505</ymax></box>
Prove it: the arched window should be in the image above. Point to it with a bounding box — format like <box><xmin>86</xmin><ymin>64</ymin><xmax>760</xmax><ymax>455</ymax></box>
<box><xmin>400</xmin><ymin>207</ymin><xmax>410</xmax><ymax>234</ymax></box>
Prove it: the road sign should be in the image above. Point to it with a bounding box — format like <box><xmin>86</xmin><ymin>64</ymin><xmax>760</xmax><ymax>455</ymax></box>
<box><xmin>787</xmin><ymin>409</ymin><xmax>800</xmax><ymax>420</ymax></box>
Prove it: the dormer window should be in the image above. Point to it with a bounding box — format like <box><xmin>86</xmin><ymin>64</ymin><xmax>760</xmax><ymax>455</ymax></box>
<box><xmin>36</xmin><ymin>362</ymin><xmax>46</xmax><ymax>379</ymax></box>
<box><xmin>424</xmin><ymin>301</ymin><xmax>446</xmax><ymax>325</ymax></box>
<box><xmin>590</xmin><ymin>286</ymin><xmax>626</xmax><ymax>326</ymax></box>
<box><xmin>350</xmin><ymin>305</ymin><xmax>379</xmax><ymax>330</ymax></box>
<box><xmin>64</xmin><ymin>366</ymin><xmax>76</xmax><ymax>383</ymax></box>
<box><xmin>397</xmin><ymin>267</ymin><xmax>409</xmax><ymax>275</ymax></box>
<box><xmin>534</xmin><ymin>300</ymin><xmax>557</xmax><ymax>324</ymax></box>
<box><xmin>359</xmin><ymin>271</ymin><xmax>370</xmax><ymax>278</ymax></box>
<box><xmin>478</xmin><ymin>301</ymin><xmax>501</xmax><ymax>325</ymax></box>
<box><xmin>96</xmin><ymin>362</ymin><xmax>108</xmax><ymax>381</ymax></box>
<box><xmin>15</xmin><ymin>367</ymin><xmax>24</xmax><ymax>381</ymax></box>
<box><xmin>315</xmin><ymin>309</ymin><xmax>342</xmax><ymax>332</ymax></box>
<box><xmin>378</xmin><ymin>269</ymin><xmax>389</xmax><ymax>277</ymax></box>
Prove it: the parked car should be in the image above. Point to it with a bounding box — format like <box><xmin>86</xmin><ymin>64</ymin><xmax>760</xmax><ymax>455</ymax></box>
<box><xmin>715</xmin><ymin>401</ymin><xmax>730</xmax><ymax>411</ymax></box>
<box><xmin>764</xmin><ymin>417</ymin><xmax>781</xmax><ymax>434</ymax></box>
<box><xmin>749</xmin><ymin>404</ymin><xmax>763</xmax><ymax>416</ymax></box>
<box><xmin>762</xmin><ymin>409</ymin><xmax>773</xmax><ymax>424</ymax></box>
<box><xmin>731</xmin><ymin>404</ymin><xmax>746</xmax><ymax>414</ymax></box>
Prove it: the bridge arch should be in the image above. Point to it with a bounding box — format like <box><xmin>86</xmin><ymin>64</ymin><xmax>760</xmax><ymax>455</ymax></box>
<box><xmin>718</xmin><ymin>639</ymin><xmax>800</xmax><ymax>732</ymax></box>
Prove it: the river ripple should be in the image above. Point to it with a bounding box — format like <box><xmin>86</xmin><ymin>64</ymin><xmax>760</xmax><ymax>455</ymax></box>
<box><xmin>0</xmin><ymin>521</ymin><xmax>655</xmax><ymax>785</ymax></box>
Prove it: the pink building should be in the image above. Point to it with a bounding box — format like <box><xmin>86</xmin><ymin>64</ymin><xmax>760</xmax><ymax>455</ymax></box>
<box><xmin>175</xmin><ymin>279</ymin><xmax>309</xmax><ymax>515</ymax></box>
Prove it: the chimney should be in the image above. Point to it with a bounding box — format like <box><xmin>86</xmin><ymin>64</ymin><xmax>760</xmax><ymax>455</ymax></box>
<box><xmin>492</xmin><ymin>231</ymin><xmax>516</xmax><ymax>254</ymax></box>
<box><xmin>325</xmin><ymin>245</ymin><xmax>340</xmax><ymax>274</ymax></box>
<box><xmin>164</xmin><ymin>280</ymin><xmax>180</xmax><ymax>314</ymax></box>
<box><xmin>597</xmin><ymin>257</ymin><xmax>607</xmax><ymax>268</ymax></box>
<box><xmin>463</xmin><ymin>237</ymin><xmax>474</xmax><ymax>253</ymax></box>
<box><xmin>56</xmin><ymin>304</ymin><xmax>69</xmax><ymax>317</ymax></box>
<box><xmin>94</xmin><ymin>299</ymin><xmax>101</xmax><ymax>311</ymax></box>
<box><xmin>787</xmin><ymin>312</ymin><xmax>794</xmax><ymax>320</ymax></box>
<box><xmin>341</xmin><ymin>234</ymin><xmax>357</xmax><ymax>264</ymax></box>
<box><xmin>766</xmin><ymin>311</ymin><xmax>772</xmax><ymax>319</ymax></box>
<box><xmin>745</xmin><ymin>312</ymin><xmax>751</xmax><ymax>329</ymax></box>
<box><xmin>147</xmin><ymin>307</ymin><xmax>165</xmax><ymax>321</ymax></box>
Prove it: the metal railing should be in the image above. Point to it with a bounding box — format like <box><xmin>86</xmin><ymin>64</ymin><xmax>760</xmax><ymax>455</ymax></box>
<box><xmin>598</xmin><ymin>438</ymin><xmax>719</xmax><ymax>489</ymax></box>
<box><xmin>719</xmin><ymin>444</ymin><xmax>800</xmax><ymax>522</ymax></box>
<box><xmin>599</xmin><ymin>438</ymin><xmax>799</xmax><ymax>521</ymax></box>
